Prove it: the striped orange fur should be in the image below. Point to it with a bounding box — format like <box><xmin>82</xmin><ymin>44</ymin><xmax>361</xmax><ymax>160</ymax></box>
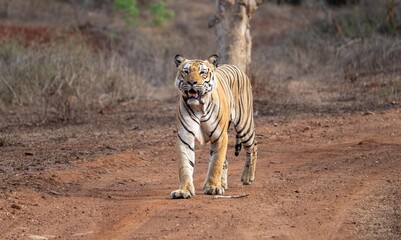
<box><xmin>170</xmin><ymin>54</ymin><xmax>257</xmax><ymax>199</ymax></box>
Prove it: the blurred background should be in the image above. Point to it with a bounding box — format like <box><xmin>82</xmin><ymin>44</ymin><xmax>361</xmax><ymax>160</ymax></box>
<box><xmin>0</xmin><ymin>0</ymin><xmax>400</xmax><ymax>123</ymax></box>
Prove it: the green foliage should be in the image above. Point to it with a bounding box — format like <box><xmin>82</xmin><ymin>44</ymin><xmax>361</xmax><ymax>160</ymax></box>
<box><xmin>113</xmin><ymin>0</ymin><xmax>174</xmax><ymax>27</ymax></box>
<box><xmin>150</xmin><ymin>1</ymin><xmax>174</xmax><ymax>27</ymax></box>
<box><xmin>113</xmin><ymin>0</ymin><xmax>139</xmax><ymax>26</ymax></box>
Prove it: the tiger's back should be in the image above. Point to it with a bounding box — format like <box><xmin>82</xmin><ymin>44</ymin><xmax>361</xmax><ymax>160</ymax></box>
<box><xmin>215</xmin><ymin>64</ymin><xmax>254</xmax><ymax>125</ymax></box>
<box><xmin>215</xmin><ymin>64</ymin><xmax>256</xmax><ymax>158</ymax></box>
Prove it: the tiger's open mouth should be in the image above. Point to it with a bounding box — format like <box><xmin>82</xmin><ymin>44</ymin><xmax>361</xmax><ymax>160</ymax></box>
<box><xmin>185</xmin><ymin>89</ymin><xmax>201</xmax><ymax>100</ymax></box>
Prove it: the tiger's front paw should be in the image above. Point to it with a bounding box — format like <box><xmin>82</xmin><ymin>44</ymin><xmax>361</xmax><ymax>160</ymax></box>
<box><xmin>203</xmin><ymin>185</ymin><xmax>225</xmax><ymax>195</ymax></box>
<box><xmin>170</xmin><ymin>187</ymin><xmax>195</xmax><ymax>199</ymax></box>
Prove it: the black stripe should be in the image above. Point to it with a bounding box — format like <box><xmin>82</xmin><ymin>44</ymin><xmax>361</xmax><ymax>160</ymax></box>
<box><xmin>178</xmin><ymin>134</ymin><xmax>194</xmax><ymax>152</ymax></box>
<box><xmin>188</xmin><ymin>159</ymin><xmax>194</xmax><ymax>168</ymax></box>
<box><xmin>186</xmin><ymin>104</ymin><xmax>197</xmax><ymax>118</ymax></box>
<box><xmin>235</xmin><ymin>67</ymin><xmax>244</xmax><ymax>127</ymax></box>
<box><xmin>237</xmin><ymin>125</ymin><xmax>251</xmax><ymax>139</ymax></box>
<box><xmin>205</xmin><ymin>101</ymin><xmax>213</xmax><ymax>114</ymax></box>
<box><xmin>201</xmin><ymin>104</ymin><xmax>216</xmax><ymax>122</ymax></box>
<box><xmin>236</xmin><ymin>114</ymin><xmax>250</xmax><ymax>135</ymax></box>
<box><xmin>209</xmin><ymin>114</ymin><xmax>223</xmax><ymax>138</ymax></box>
<box><xmin>217</xmin><ymin>68</ymin><xmax>231</xmax><ymax>84</ymax></box>
<box><xmin>204</xmin><ymin>100</ymin><xmax>212</xmax><ymax>113</ymax></box>
<box><xmin>226</xmin><ymin>66</ymin><xmax>238</xmax><ymax>80</ymax></box>
<box><xmin>235</xmin><ymin>108</ymin><xmax>242</xmax><ymax>128</ymax></box>
<box><xmin>178</xmin><ymin>113</ymin><xmax>195</xmax><ymax>137</ymax></box>
<box><xmin>243</xmin><ymin>138</ymin><xmax>256</xmax><ymax>149</ymax></box>
<box><xmin>182</xmin><ymin>102</ymin><xmax>200</xmax><ymax>125</ymax></box>
<box><xmin>244</xmin><ymin>140</ymin><xmax>255</xmax><ymax>148</ymax></box>
<box><xmin>211</xmin><ymin>124</ymin><xmax>226</xmax><ymax>144</ymax></box>
<box><xmin>234</xmin><ymin>87</ymin><xmax>243</xmax><ymax>128</ymax></box>
<box><xmin>242</xmin><ymin>131</ymin><xmax>255</xmax><ymax>145</ymax></box>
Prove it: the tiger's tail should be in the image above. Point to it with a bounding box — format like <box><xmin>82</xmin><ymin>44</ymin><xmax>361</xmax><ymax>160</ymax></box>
<box><xmin>235</xmin><ymin>136</ymin><xmax>242</xmax><ymax>156</ymax></box>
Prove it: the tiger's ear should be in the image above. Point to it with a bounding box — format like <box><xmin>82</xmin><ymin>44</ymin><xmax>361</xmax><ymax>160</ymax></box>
<box><xmin>207</xmin><ymin>54</ymin><xmax>219</xmax><ymax>67</ymax></box>
<box><xmin>175</xmin><ymin>54</ymin><xmax>186</xmax><ymax>67</ymax></box>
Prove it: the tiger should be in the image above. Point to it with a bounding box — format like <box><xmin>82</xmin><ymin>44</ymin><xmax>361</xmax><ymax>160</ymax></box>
<box><xmin>170</xmin><ymin>54</ymin><xmax>257</xmax><ymax>199</ymax></box>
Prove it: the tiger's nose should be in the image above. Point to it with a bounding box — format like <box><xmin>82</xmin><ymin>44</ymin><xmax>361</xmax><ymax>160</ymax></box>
<box><xmin>188</xmin><ymin>80</ymin><xmax>197</xmax><ymax>86</ymax></box>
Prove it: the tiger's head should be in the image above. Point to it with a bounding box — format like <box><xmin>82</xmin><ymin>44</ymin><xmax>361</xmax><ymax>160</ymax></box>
<box><xmin>174</xmin><ymin>54</ymin><xmax>219</xmax><ymax>106</ymax></box>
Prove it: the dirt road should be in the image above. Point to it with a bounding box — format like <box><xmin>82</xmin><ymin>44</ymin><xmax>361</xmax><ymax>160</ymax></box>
<box><xmin>1</xmin><ymin>102</ymin><xmax>400</xmax><ymax>239</ymax></box>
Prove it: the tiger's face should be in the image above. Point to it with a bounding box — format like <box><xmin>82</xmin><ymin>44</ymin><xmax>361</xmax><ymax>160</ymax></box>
<box><xmin>174</xmin><ymin>54</ymin><xmax>219</xmax><ymax>106</ymax></box>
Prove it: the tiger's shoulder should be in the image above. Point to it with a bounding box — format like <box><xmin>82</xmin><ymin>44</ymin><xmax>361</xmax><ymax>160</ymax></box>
<box><xmin>215</xmin><ymin>64</ymin><xmax>249</xmax><ymax>85</ymax></box>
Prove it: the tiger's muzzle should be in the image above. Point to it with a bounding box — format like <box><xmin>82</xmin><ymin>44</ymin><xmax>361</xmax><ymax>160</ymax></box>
<box><xmin>183</xmin><ymin>88</ymin><xmax>202</xmax><ymax>103</ymax></box>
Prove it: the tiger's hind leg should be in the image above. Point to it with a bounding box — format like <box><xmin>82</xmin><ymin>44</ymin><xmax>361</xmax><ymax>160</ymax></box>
<box><xmin>241</xmin><ymin>141</ymin><xmax>257</xmax><ymax>185</ymax></box>
<box><xmin>235</xmin><ymin>119</ymin><xmax>257</xmax><ymax>184</ymax></box>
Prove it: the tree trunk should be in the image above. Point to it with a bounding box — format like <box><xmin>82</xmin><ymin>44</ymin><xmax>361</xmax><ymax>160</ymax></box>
<box><xmin>209</xmin><ymin>0</ymin><xmax>262</xmax><ymax>75</ymax></box>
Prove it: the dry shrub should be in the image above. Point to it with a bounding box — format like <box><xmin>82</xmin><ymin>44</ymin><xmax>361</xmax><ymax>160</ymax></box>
<box><xmin>252</xmin><ymin>1</ymin><xmax>401</xmax><ymax>110</ymax></box>
<box><xmin>339</xmin><ymin>37</ymin><xmax>401</xmax><ymax>77</ymax></box>
<box><xmin>0</xmin><ymin>34</ymin><xmax>153</xmax><ymax>123</ymax></box>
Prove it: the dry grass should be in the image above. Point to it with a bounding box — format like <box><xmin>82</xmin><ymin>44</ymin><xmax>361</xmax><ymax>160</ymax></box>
<box><xmin>0</xmin><ymin>34</ymin><xmax>154</xmax><ymax>123</ymax></box>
